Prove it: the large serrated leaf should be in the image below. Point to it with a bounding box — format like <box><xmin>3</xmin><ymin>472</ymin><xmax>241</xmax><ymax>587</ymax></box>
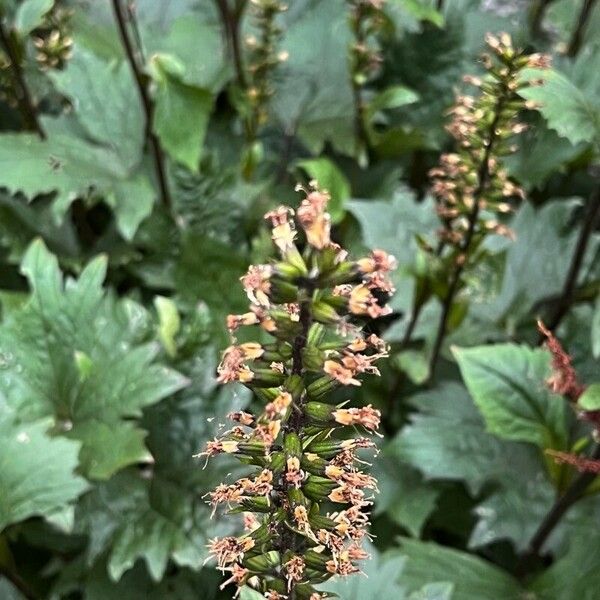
<box><xmin>0</xmin><ymin>240</ymin><xmax>188</xmax><ymax>480</ymax></box>
<box><xmin>520</xmin><ymin>67</ymin><xmax>600</xmax><ymax>147</ymax></box>
<box><xmin>395</xmin><ymin>538</ymin><xmax>524</xmax><ymax>600</ymax></box>
<box><xmin>453</xmin><ymin>344</ymin><xmax>569</xmax><ymax>448</ymax></box>
<box><xmin>0</xmin><ymin>132</ymin><xmax>155</xmax><ymax>240</ymax></box>
<box><xmin>0</xmin><ymin>416</ymin><xmax>88</xmax><ymax>531</ymax></box>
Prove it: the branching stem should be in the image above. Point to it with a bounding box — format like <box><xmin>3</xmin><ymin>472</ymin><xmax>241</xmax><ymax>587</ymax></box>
<box><xmin>567</xmin><ymin>0</ymin><xmax>598</xmax><ymax>58</ymax></box>
<box><xmin>518</xmin><ymin>443</ymin><xmax>600</xmax><ymax>575</ymax></box>
<box><xmin>111</xmin><ymin>0</ymin><xmax>171</xmax><ymax>210</ymax></box>
<box><xmin>427</xmin><ymin>83</ymin><xmax>510</xmax><ymax>378</ymax></box>
<box><xmin>541</xmin><ymin>187</ymin><xmax>600</xmax><ymax>337</ymax></box>
<box><xmin>529</xmin><ymin>0</ymin><xmax>555</xmax><ymax>38</ymax></box>
<box><xmin>215</xmin><ymin>0</ymin><xmax>247</xmax><ymax>88</ymax></box>
<box><xmin>279</xmin><ymin>282</ymin><xmax>313</xmax><ymax>599</ymax></box>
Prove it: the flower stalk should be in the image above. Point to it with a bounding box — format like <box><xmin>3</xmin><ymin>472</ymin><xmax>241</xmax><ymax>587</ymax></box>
<box><xmin>346</xmin><ymin>0</ymin><xmax>386</xmax><ymax>164</ymax></box>
<box><xmin>401</xmin><ymin>34</ymin><xmax>550</xmax><ymax>377</ymax></box>
<box><xmin>111</xmin><ymin>0</ymin><xmax>172</xmax><ymax>210</ymax></box>
<box><xmin>243</xmin><ymin>0</ymin><xmax>287</xmax><ymax>143</ymax></box>
<box><xmin>201</xmin><ymin>182</ymin><xmax>395</xmax><ymax>598</ymax></box>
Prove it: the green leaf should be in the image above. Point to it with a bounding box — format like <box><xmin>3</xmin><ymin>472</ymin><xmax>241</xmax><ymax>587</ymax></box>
<box><xmin>520</xmin><ymin>67</ymin><xmax>600</xmax><ymax>147</ymax></box>
<box><xmin>578</xmin><ymin>383</ymin><xmax>600</xmax><ymax>411</ymax></box>
<box><xmin>74</xmin><ymin>350</ymin><xmax>93</xmax><ymax>381</ymax></box>
<box><xmin>385</xmin><ymin>0</ymin><xmax>444</xmax><ymax>29</ymax></box>
<box><xmin>374</xmin><ymin>451</ymin><xmax>439</xmax><ymax>537</ymax></box>
<box><xmin>273</xmin><ymin>0</ymin><xmax>355</xmax><ymax>155</ymax></box>
<box><xmin>73</xmin><ymin>367</ymin><xmax>248</xmax><ymax>581</ymax></box>
<box><xmin>154</xmin><ymin>296</ymin><xmax>180</xmax><ymax>358</ymax></box>
<box><xmin>0</xmin><ymin>579</ymin><xmax>27</xmax><ymax>600</ymax></box>
<box><xmin>394</xmin><ymin>349</ymin><xmax>430</xmax><ymax>385</ymax></box>
<box><xmin>142</xmin><ymin>9</ymin><xmax>230</xmax><ymax>93</ymax></box>
<box><xmin>14</xmin><ymin>0</ymin><xmax>53</xmax><ymax>36</ymax></box>
<box><xmin>468</xmin><ymin>455</ymin><xmax>556</xmax><ymax>552</ymax></box>
<box><xmin>49</xmin><ymin>48</ymin><xmax>145</xmax><ymax>171</ymax></box>
<box><xmin>408</xmin><ymin>583</ymin><xmax>453</xmax><ymax>600</ymax></box>
<box><xmin>70</xmin><ymin>421</ymin><xmax>152</xmax><ymax>481</ymax></box>
<box><xmin>397</xmin><ymin>385</ymin><xmax>562</xmax><ymax>553</ymax></box>
<box><xmin>505</xmin><ymin>117</ymin><xmax>585</xmax><ymax>189</ymax></box>
<box><xmin>296</xmin><ymin>157</ymin><xmax>350</xmax><ymax>223</ymax></box>
<box><xmin>0</xmin><ymin>416</ymin><xmax>88</xmax><ymax>531</ymax></box>
<box><xmin>0</xmin><ymin>132</ymin><xmax>155</xmax><ymax>240</ymax></box>
<box><xmin>395</xmin><ymin>538</ymin><xmax>524</xmax><ymax>600</ymax></box>
<box><xmin>395</xmin><ymin>382</ymin><xmax>528</xmax><ymax>494</ymax></box>
<box><xmin>453</xmin><ymin>344</ymin><xmax>568</xmax><ymax>448</ymax></box>
<box><xmin>149</xmin><ymin>54</ymin><xmax>214</xmax><ymax>172</ymax></box>
<box><xmin>487</xmin><ymin>200</ymin><xmax>597</xmax><ymax>324</ymax></box>
<box><xmin>367</xmin><ymin>85</ymin><xmax>419</xmax><ymax>119</ymax></box>
<box><xmin>239</xmin><ymin>588</ymin><xmax>267</xmax><ymax>600</ymax></box>
<box><xmin>0</xmin><ymin>240</ymin><xmax>188</xmax><ymax>479</ymax></box>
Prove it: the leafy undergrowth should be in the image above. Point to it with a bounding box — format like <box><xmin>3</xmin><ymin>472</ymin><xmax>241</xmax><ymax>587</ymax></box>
<box><xmin>0</xmin><ymin>0</ymin><xmax>599</xmax><ymax>599</ymax></box>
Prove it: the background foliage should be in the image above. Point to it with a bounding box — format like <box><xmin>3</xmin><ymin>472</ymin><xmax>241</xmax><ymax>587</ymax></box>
<box><xmin>0</xmin><ymin>0</ymin><xmax>599</xmax><ymax>598</ymax></box>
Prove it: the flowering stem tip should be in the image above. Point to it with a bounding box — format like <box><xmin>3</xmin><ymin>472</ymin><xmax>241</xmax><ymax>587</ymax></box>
<box><xmin>200</xmin><ymin>181</ymin><xmax>396</xmax><ymax>598</ymax></box>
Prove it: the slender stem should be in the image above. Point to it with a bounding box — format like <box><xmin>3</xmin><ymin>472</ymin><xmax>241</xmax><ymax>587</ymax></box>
<box><xmin>567</xmin><ymin>0</ymin><xmax>598</xmax><ymax>57</ymax></box>
<box><xmin>401</xmin><ymin>304</ymin><xmax>422</xmax><ymax>346</ymax></box>
<box><xmin>401</xmin><ymin>241</ymin><xmax>445</xmax><ymax>348</ymax></box>
<box><xmin>126</xmin><ymin>1</ymin><xmax>146</xmax><ymax>65</ymax></box>
<box><xmin>0</xmin><ymin>18</ymin><xmax>45</xmax><ymax>139</ymax></box>
<box><xmin>436</xmin><ymin>0</ymin><xmax>444</xmax><ymax>10</ymax></box>
<box><xmin>427</xmin><ymin>88</ymin><xmax>509</xmax><ymax>378</ymax></box>
<box><xmin>529</xmin><ymin>0</ymin><xmax>555</xmax><ymax>38</ymax></box>
<box><xmin>279</xmin><ymin>283</ymin><xmax>313</xmax><ymax>599</ymax></box>
<box><xmin>518</xmin><ymin>443</ymin><xmax>600</xmax><ymax>574</ymax></box>
<box><xmin>348</xmin><ymin>6</ymin><xmax>370</xmax><ymax>161</ymax></box>
<box><xmin>542</xmin><ymin>187</ymin><xmax>600</xmax><ymax>335</ymax></box>
<box><xmin>215</xmin><ymin>0</ymin><xmax>247</xmax><ymax>88</ymax></box>
<box><xmin>276</xmin><ymin>125</ymin><xmax>297</xmax><ymax>184</ymax></box>
<box><xmin>0</xmin><ymin>565</ymin><xmax>39</xmax><ymax>600</ymax></box>
<box><xmin>111</xmin><ymin>0</ymin><xmax>171</xmax><ymax>210</ymax></box>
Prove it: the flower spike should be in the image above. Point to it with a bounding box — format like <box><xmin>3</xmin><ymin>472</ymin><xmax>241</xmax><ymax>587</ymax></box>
<box><xmin>201</xmin><ymin>181</ymin><xmax>395</xmax><ymax>598</ymax></box>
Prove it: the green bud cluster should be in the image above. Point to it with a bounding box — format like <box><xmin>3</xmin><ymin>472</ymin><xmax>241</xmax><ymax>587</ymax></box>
<box><xmin>32</xmin><ymin>5</ymin><xmax>74</xmax><ymax>71</ymax></box>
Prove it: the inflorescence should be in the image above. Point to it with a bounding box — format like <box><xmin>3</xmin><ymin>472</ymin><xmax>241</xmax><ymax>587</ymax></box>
<box><xmin>429</xmin><ymin>33</ymin><xmax>550</xmax><ymax>250</ymax></box>
<box><xmin>244</xmin><ymin>0</ymin><xmax>288</xmax><ymax>141</ymax></box>
<box><xmin>199</xmin><ymin>181</ymin><xmax>395</xmax><ymax>598</ymax></box>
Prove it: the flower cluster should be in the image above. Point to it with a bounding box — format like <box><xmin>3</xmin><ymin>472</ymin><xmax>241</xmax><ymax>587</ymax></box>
<box><xmin>32</xmin><ymin>5</ymin><xmax>74</xmax><ymax>71</ymax></box>
<box><xmin>244</xmin><ymin>0</ymin><xmax>287</xmax><ymax>139</ymax></box>
<box><xmin>429</xmin><ymin>33</ymin><xmax>550</xmax><ymax>250</ymax></box>
<box><xmin>200</xmin><ymin>181</ymin><xmax>395</xmax><ymax>598</ymax></box>
<box><xmin>538</xmin><ymin>321</ymin><xmax>600</xmax><ymax>474</ymax></box>
<box><xmin>537</xmin><ymin>320</ymin><xmax>585</xmax><ymax>402</ymax></box>
<box><xmin>346</xmin><ymin>0</ymin><xmax>386</xmax><ymax>89</ymax></box>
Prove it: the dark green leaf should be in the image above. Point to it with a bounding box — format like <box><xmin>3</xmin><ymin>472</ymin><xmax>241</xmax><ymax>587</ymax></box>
<box><xmin>453</xmin><ymin>344</ymin><xmax>569</xmax><ymax>448</ymax></box>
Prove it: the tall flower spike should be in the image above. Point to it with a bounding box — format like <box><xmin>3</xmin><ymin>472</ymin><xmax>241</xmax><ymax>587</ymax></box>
<box><xmin>201</xmin><ymin>181</ymin><xmax>395</xmax><ymax>598</ymax></box>
<box><xmin>422</xmin><ymin>34</ymin><xmax>551</xmax><ymax>376</ymax></box>
<box><xmin>346</xmin><ymin>0</ymin><xmax>387</xmax><ymax>161</ymax></box>
<box><xmin>244</xmin><ymin>0</ymin><xmax>287</xmax><ymax>139</ymax></box>
<box><xmin>430</xmin><ymin>33</ymin><xmax>550</xmax><ymax>250</ymax></box>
